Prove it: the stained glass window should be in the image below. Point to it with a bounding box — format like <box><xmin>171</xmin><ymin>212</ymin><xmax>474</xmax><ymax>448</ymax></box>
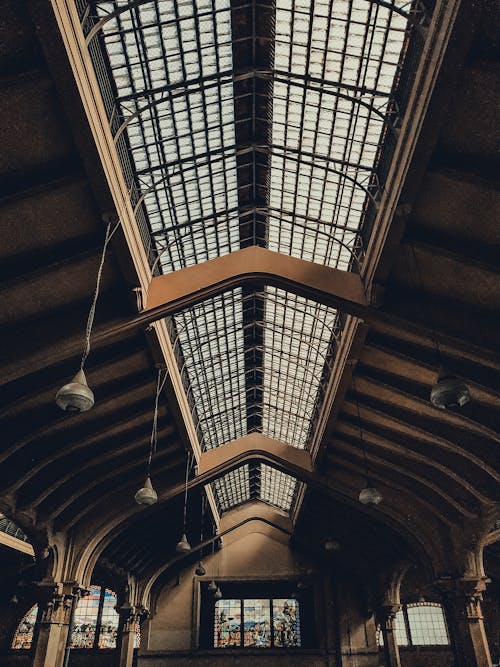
<box><xmin>273</xmin><ymin>599</ymin><xmax>301</xmax><ymax>648</ymax></box>
<box><xmin>11</xmin><ymin>605</ymin><xmax>37</xmax><ymax>649</ymax></box>
<box><xmin>71</xmin><ymin>586</ymin><xmax>101</xmax><ymax>648</ymax></box>
<box><xmin>97</xmin><ymin>589</ymin><xmax>120</xmax><ymax>649</ymax></box>
<box><xmin>214</xmin><ymin>599</ymin><xmax>242</xmax><ymax>648</ymax></box>
<box><xmin>243</xmin><ymin>599</ymin><xmax>271</xmax><ymax>647</ymax></box>
<box><xmin>213</xmin><ymin>597</ymin><xmax>301</xmax><ymax>648</ymax></box>
<box><xmin>12</xmin><ymin>586</ymin><xmax>139</xmax><ymax>651</ymax></box>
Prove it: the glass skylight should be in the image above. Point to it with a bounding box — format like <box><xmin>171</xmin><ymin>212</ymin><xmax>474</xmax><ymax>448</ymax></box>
<box><xmin>269</xmin><ymin>0</ymin><xmax>409</xmax><ymax>269</ymax></box>
<box><xmin>86</xmin><ymin>0</ymin><xmax>420</xmax><ymax>515</ymax></box>
<box><xmin>173</xmin><ymin>290</ymin><xmax>246</xmax><ymax>450</ymax></box>
<box><xmin>262</xmin><ymin>288</ymin><xmax>339</xmax><ymax>448</ymax></box>
<box><xmin>213</xmin><ymin>465</ymin><xmax>251</xmax><ymax>513</ymax></box>
<box><xmin>260</xmin><ymin>465</ymin><xmax>297</xmax><ymax>512</ymax></box>
<box><xmin>93</xmin><ymin>0</ymin><xmax>240</xmax><ymax>273</ymax></box>
<box><xmin>212</xmin><ymin>463</ymin><xmax>297</xmax><ymax>514</ymax></box>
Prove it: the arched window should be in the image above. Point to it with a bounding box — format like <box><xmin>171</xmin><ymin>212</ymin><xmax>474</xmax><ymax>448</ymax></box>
<box><xmin>11</xmin><ymin>586</ymin><xmax>139</xmax><ymax>651</ymax></box>
<box><xmin>377</xmin><ymin>602</ymin><xmax>449</xmax><ymax>647</ymax></box>
<box><xmin>406</xmin><ymin>602</ymin><xmax>449</xmax><ymax>645</ymax></box>
<box><xmin>11</xmin><ymin>605</ymin><xmax>37</xmax><ymax>649</ymax></box>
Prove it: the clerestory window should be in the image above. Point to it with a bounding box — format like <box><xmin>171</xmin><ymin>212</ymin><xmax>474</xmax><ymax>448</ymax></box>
<box><xmin>377</xmin><ymin>602</ymin><xmax>450</xmax><ymax>647</ymax></box>
<box><xmin>214</xmin><ymin>597</ymin><xmax>301</xmax><ymax>648</ymax></box>
<box><xmin>199</xmin><ymin>580</ymin><xmax>315</xmax><ymax>649</ymax></box>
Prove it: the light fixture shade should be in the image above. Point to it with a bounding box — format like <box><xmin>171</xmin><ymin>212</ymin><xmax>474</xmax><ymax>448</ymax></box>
<box><xmin>324</xmin><ymin>538</ymin><xmax>340</xmax><ymax>552</ymax></box>
<box><xmin>195</xmin><ymin>563</ymin><xmax>206</xmax><ymax>576</ymax></box>
<box><xmin>359</xmin><ymin>486</ymin><xmax>383</xmax><ymax>505</ymax></box>
<box><xmin>214</xmin><ymin>587</ymin><xmax>222</xmax><ymax>600</ymax></box>
<box><xmin>430</xmin><ymin>371</ymin><xmax>470</xmax><ymax>410</ymax></box>
<box><xmin>55</xmin><ymin>369</ymin><xmax>94</xmax><ymax>413</ymax></box>
<box><xmin>134</xmin><ymin>476</ymin><xmax>158</xmax><ymax>506</ymax></box>
<box><xmin>176</xmin><ymin>533</ymin><xmax>191</xmax><ymax>554</ymax></box>
<box><xmin>208</xmin><ymin>580</ymin><xmax>217</xmax><ymax>592</ymax></box>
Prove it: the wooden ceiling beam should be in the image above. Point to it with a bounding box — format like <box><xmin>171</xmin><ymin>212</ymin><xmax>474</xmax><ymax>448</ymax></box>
<box><xmin>145</xmin><ymin>246</ymin><xmax>369</xmax><ymax>317</ymax></box>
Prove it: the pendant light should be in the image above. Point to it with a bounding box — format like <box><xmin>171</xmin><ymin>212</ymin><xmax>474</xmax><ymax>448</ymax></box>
<box><xmin>208</xmin><ymin>528</ymin><xmax>220</xmax><ymax>595</ymax></box>
<box><xmin>352</xmin><ymin>374</ymin><xmax>382</xmax><ymax>506</ymax></box>
<box><xmin>359</xmin><ymin>486</ymin><xmax>383</xmax><ymax>505</ymax></box>
<box><xmin>214</xmin><ymin>587</ymin><xmax>222</xmax><ymax>600</ymax></box>
<box><xmin>430</xmin><ymin>368</ymin><xmax>470</xmax><ymax>410</ymax></box>
<box><xmin>195</xmin><ymin>495</ymin><xmax>207</xmax><ymax>576</ymax></box>
<box><xmin>135</xmin><ymin>369</ymin><xmax>166</xmax><ymax>506</ymax></box>
<box><xmin>176</xmin><ymin>453</ymin><xmax>192</xmax><ymax>554</ymax></box>
<box><xmin>56</xmin><ymin>217</ymin><xmax>120</xmax><ymax>413</ymax></box>
<box><xmin>409</xmin><ymin>243</ymin><xmax>470</xmax><ymax>410</ymax></box>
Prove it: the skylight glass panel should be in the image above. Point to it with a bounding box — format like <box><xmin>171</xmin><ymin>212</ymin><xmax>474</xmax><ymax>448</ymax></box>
<box><xmin>262</xmin><ymin>287</ymin><xmax>338</xmax><ymax>448</ymax></box>
<box><xmin>269</xmin><ymin>0</ymin><xmax>409</xmax><ymax>268</ymax></box>
<box><xmin>260</xmin><ymin>465</ymin><xmax>297</xmax><ymax>512</ymax></box>
<box><xmin>213</xmin><ymin>465</ymin><xmax>251</xmax><ymax>512</ymax></box>
<box><xmin>93</xmin><ymin>0</ymin><xmax>240</xmax><ymax>273</ymax></box>
<box><xmin>86</xmin><ymin>0</ymin><xmax>417</xmax><ymax>517</ymax></box>
<box><xmin>173</xmin><ymin>289</ymin><xmax>246</xmax><ymax>450</ymax></box>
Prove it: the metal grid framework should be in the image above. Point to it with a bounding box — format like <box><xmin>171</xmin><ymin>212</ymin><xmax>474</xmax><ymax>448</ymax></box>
<box><xmin>377</xmin><ymin>603</ymin><xmax>450</xmax><ymax>647</ymax></box>
<box><xmin>269</xmin><ymin>0</ymin><xmax>409</xmax><ymax>269</ymax></box>
<box><xmin>85</xmin><ymin>0</ymin><xmax>423</xmax><ymax>514</ymax></box>
<box><xmin>0</xmin><ymin>513</ymin><xmax>29</xmax><ymax>543</ymax></box>
<box><xmin>212</xmin><ymin>463</ymin><xmax>298</xmax><ymax>513</ymax></box>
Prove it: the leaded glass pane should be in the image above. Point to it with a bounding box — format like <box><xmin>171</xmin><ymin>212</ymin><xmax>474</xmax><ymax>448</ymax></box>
<box><xmin>243</xmin><ymin>599</ymin><xmax>271</xmax><ymax>647</ymax></box>
<box><xmin>214</xmin><ymin>599</ymin><xmax>242</xmax><ymax>647</ymax></box>
<box><xmin>269</xmin><ymin>0</ymin><xmax>409</xmax><ymax>269</ymax></box>
<box><xmin>394</xmin><ymin>608</ymin><xmax>409</xmax><ymax>646</ymax></box>
<box><xmin>86</xmin><ymin>0</ymin><xmax>423</xmax><ymax>516</ymax></box>
<box><xmin>70</xmin><ymin>586</ymin><xmax>101</xmax><ymax>648</ymax></box>
<box><xmin>273</xmin><ymin>598</ymin><xmax>301</xmax><ymax>647</ymax></box>
<box><xmin>407</xmin><ymin>603</ymin><xmax>449</xmax><ymax>646</ymax></box>
<box><xmin>97</xmin><ymin>589</ymin><xmax>119</xmax><ymax>649</ymax></box>
<box><xmin>11</xmin><ymin>604</ymin><xmax>37</xmax><ymax>649</ymax></box>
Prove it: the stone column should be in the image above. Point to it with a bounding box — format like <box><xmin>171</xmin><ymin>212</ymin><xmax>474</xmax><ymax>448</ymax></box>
<box><xmin>117</xmin><ymin>605</ymin><xmax>146</xmax><ymax>667</ymax></box>
<box><xmin>377</xmin><ymin>605</ymin><xmax>401</xmax><ymax>667</ymax></box>
<box><xmin>32</xmin><ymin>583</ymin><xmax>79</xmax><ymax>667</ymax></box>
<box><xmin>437</xmin><ymin>576</ymin><xmax>492</xmax><ymax>667</ymax></box>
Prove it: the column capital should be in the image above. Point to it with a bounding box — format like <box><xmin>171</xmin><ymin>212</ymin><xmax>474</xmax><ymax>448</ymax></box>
<box><xmin>33</xmin><ymin>581</ymin><xmax>86</xmax><ymax>625</ymax></box>
<box><xmin>118</xmin><ymin>604</ymin><xmax>149</xmax><ymax>632</ymax></box>
<box><xmin>376</xmin><ymin>603</ymin><xmax>402</xmax><ymax>626</ymax></box>
<box><xmin>435</xmin><ymin>576</ymin><xmax>490</xmax><ymax>604</ymax></box>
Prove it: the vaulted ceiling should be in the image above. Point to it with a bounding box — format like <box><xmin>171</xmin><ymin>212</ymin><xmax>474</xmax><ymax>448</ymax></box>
<box><xmin>0</xmin><ymin>0</ymin><xmax>498</xmax><ymax>590</ymax></box>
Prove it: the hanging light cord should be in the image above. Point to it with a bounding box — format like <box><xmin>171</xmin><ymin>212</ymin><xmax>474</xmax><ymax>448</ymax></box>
<box><xmin>147</xmin><ymin>369</ymin><xmax>169</xmax><ymax>475</ymax></box>
<box><xmin>182</xmin><ymin>452</ymin><xmax>192</xmax><ymax>532</ymax></box>
<box><xmin>200</xmin><ymin>493</ymin><xmax>206</xmax><ymax>544</ymax></box>
<box><xmin>352</xmin><ymin>374</ymin><xmax>370</xmax><ymax>485</ymax></box>
<box><xmin>80</xmin><ymin>219</ymin><xmax>121</xmax><ymax>370</ymax></box>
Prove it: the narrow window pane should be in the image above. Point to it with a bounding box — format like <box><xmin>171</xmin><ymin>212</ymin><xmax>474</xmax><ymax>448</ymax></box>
<box><xmin>97</xmin><ymin>589</ymin><xmax>119</xmax><ymax>649</ymax></box>
<box><xmin>214</xmin><ymin>599</ymin><xmax>242</xmax><ymax>647</ymax></box>
<box><xmin>70</xmin><ymin>586</ymin><xmax>101</xmax><ymax>648</ymax></box>
<box><xmin>394</xmin><ymin>608</ymin><xmax>409</xmax><ymax>646</ymax></box>
<box><xmin>273</xmin><ymin>599</ymin><xmax>301</xmax><ymax>647</ymax></box>
<box><xmin>243</xmin><ymin>599</ymin><xmax>271</xmax><ymax>647</ymax></box>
